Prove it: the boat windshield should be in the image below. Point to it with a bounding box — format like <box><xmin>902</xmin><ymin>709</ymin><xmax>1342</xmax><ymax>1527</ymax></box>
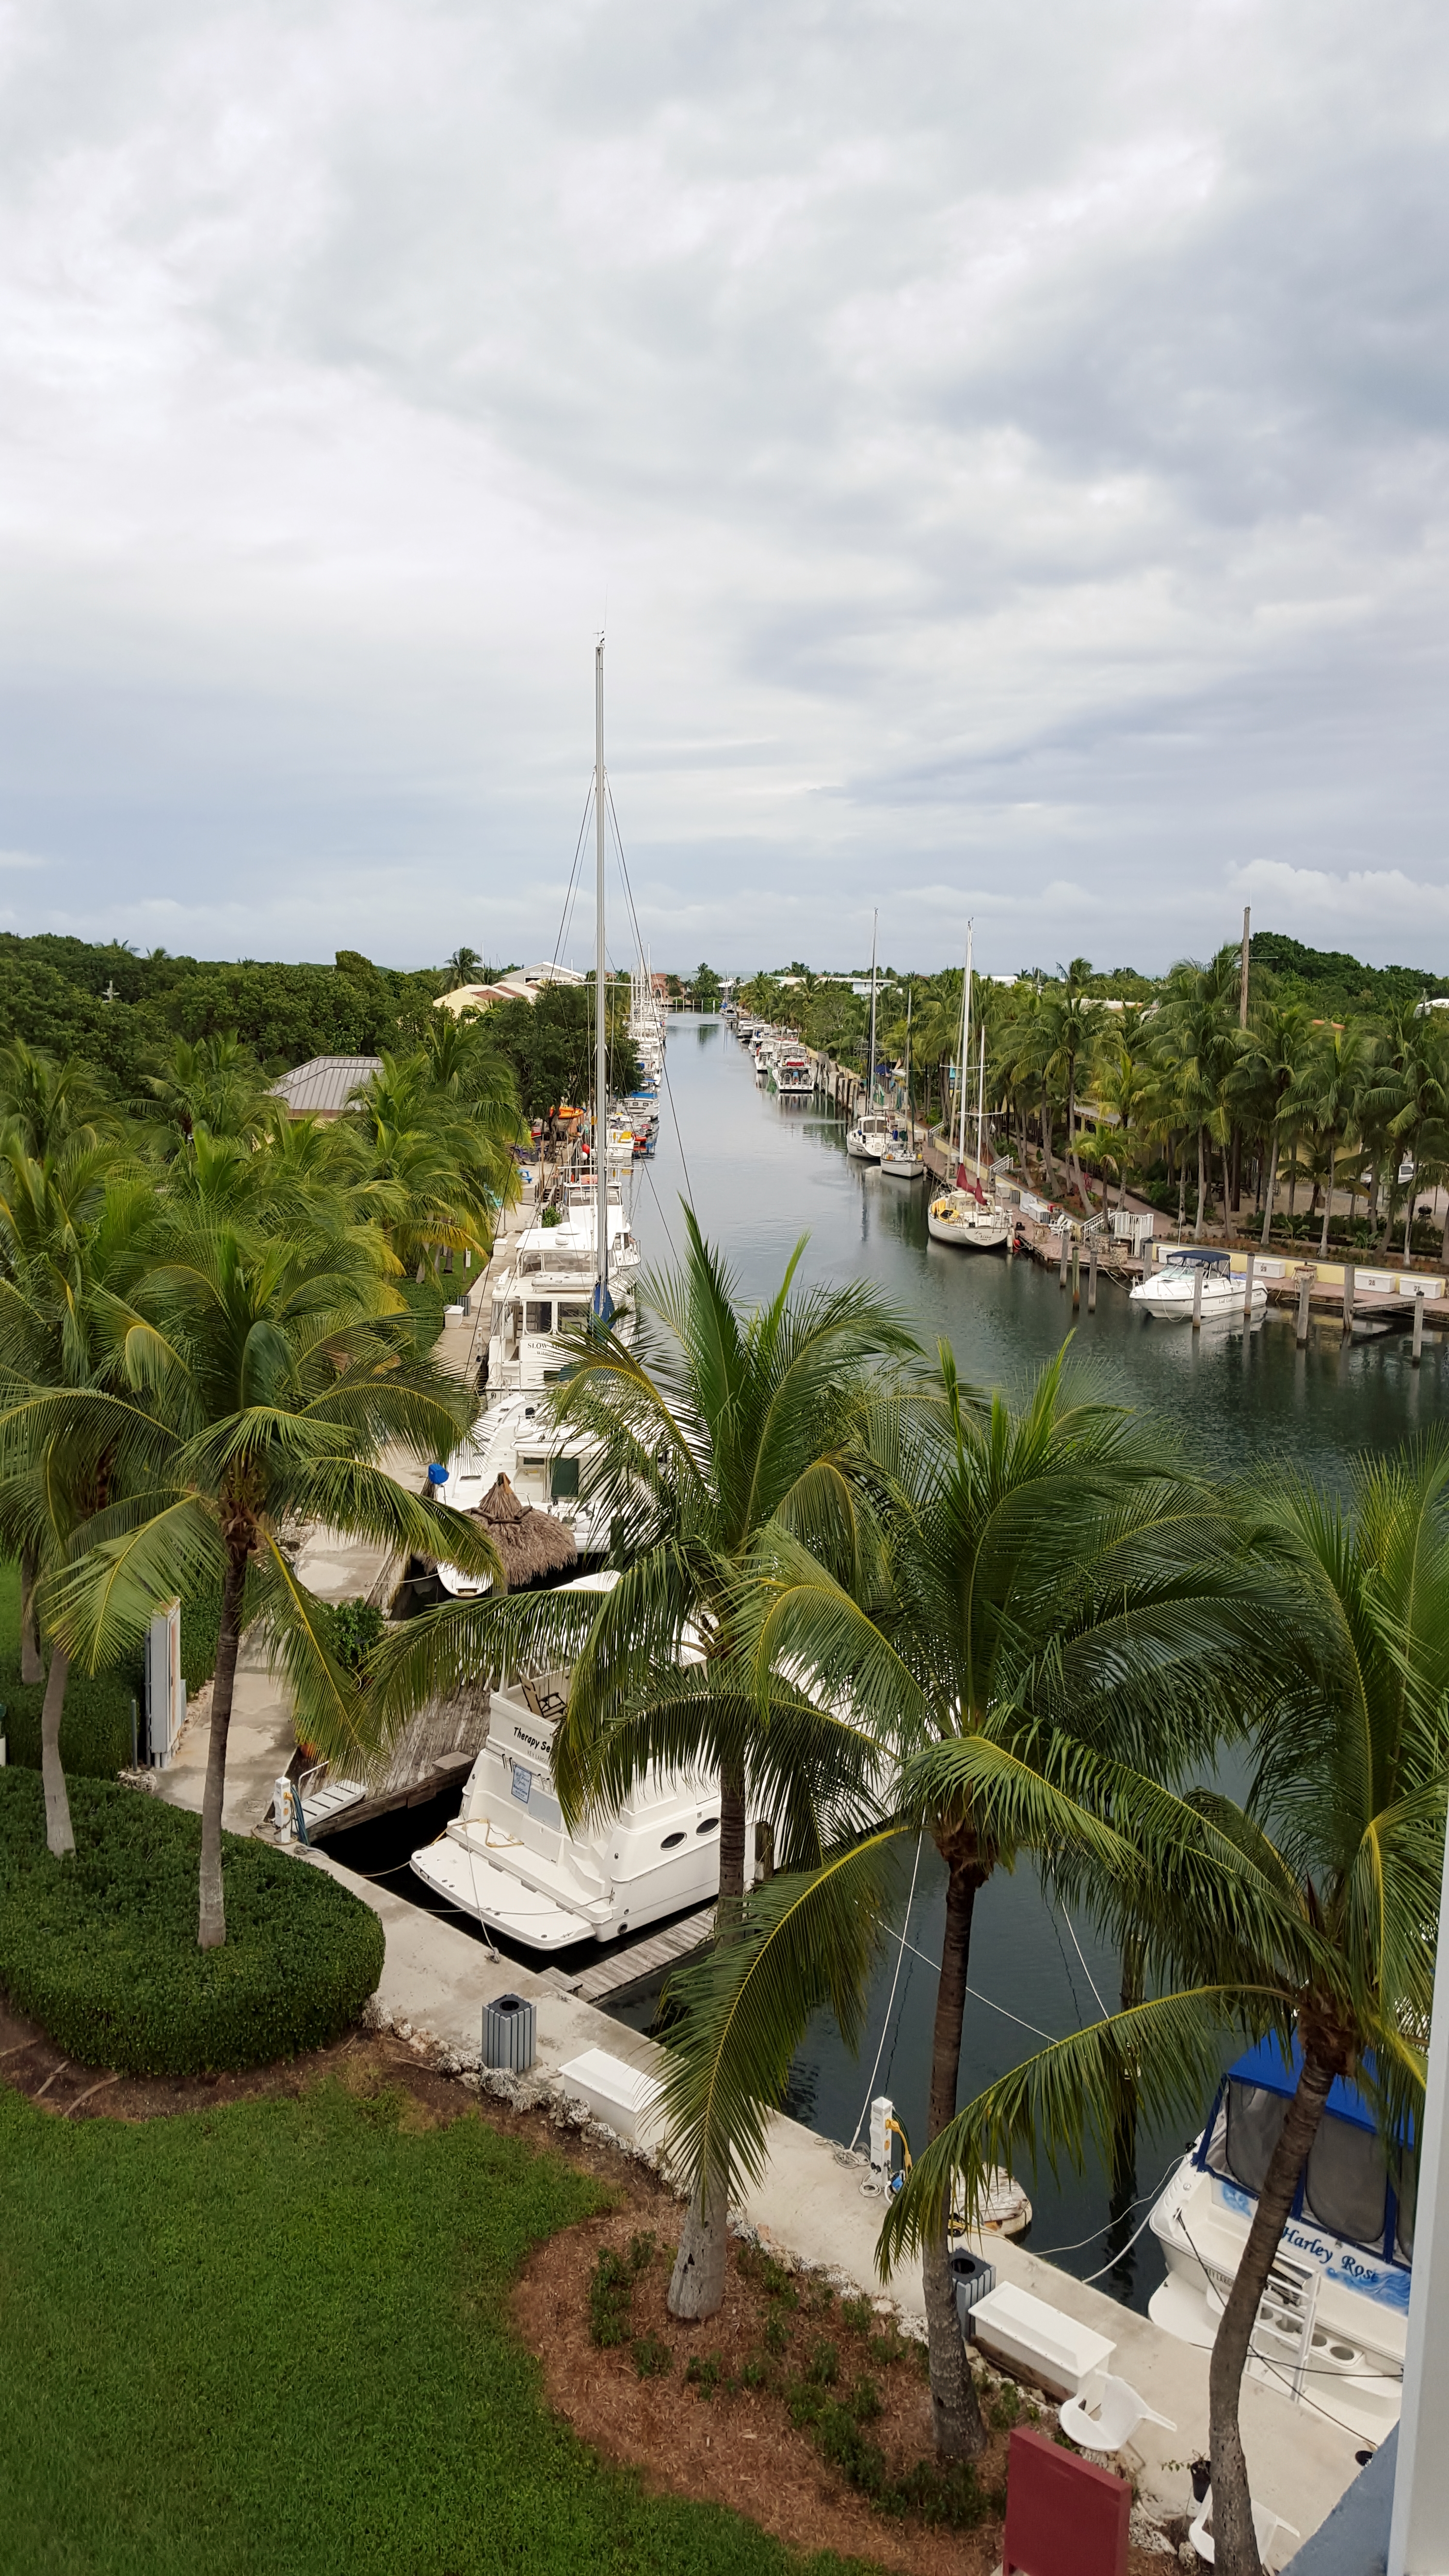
<box><xmin>1167</xmin><ymin>1250</ymin><xmax>1230</xmax><ymax>1270</ymax></box>
<box><xmin>1209</xmin><ymin>2074</ymin><xmax>1399</xmax><ymax>2255</ymax></box>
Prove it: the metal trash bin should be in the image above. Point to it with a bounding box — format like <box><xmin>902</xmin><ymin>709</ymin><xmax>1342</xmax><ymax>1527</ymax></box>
<box><xmin>950</xmin><ymin>2249</ymin><xmax>997</xmax><ymax>2338</ymax></box>
<box><xmin>483</xmin><ymin>1991</ymin><xmax>536</xmax><ymax>2074</ymax></box>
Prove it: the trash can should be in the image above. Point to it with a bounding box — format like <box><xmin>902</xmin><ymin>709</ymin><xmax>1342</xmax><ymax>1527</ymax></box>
<box><xmin>950</xmin><ymin>2249</ymin><xmax>997</xmax><ymax>2337</ymax></box>
<box><xmin>483</xmin><ymin>1992</ymin><xmax>536</xmax><ymax>2075</ymax></box>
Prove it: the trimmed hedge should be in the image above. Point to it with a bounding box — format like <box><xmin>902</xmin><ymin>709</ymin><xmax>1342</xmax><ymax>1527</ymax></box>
<box><xmin>0</xmin><ymin>1771</ymin><xmax>384</xmax><ymax>2075</ymax></box>
<box><xmin>0</xmin><ymin>1562</ymin><xmax>225</xmax><ymax>1779</ymax></box>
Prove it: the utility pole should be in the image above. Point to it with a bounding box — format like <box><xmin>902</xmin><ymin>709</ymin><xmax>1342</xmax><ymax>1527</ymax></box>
<box><xmin>1239</xmin><ymin>905</ymin><xmax>1251</xmax><ymax>1030</ymax></box>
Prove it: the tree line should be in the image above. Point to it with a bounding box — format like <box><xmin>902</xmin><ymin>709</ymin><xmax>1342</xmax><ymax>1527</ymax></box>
<box><xmin>734</xmin><ymin>936</ymin><xmax>1449</xmax><ymax>1262</ymax></box>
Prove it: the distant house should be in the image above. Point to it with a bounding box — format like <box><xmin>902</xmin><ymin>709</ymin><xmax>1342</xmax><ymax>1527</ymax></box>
<box><xmin>271</xmin><ymin>1055</ymin><xmax>382</xmax><ymax>1119</ymax></box>
<box><xmin>435</xmin><ymin>962</ymin><xmax>587</xmax><ymax>1019</ymax></box>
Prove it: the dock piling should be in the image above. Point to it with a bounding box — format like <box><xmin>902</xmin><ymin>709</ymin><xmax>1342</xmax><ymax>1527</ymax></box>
<box><xmin>1058</xmin><ymin>1230</ymin><xmax>1069</xmax><ymax>1289</ymax></box>
<box><xmin>1296</xmin><ymin>1272</ymin><xmax>1312</xmax><ymax>1347</ymax></box>
<box><xmin>1342</xmin><ymin>1262</ymin><xmax>1355</xmax><ymax>1339</ymax></box>
<box><xmin>1192</xmin><ymin>1262</ymin><xmax>1203</xmax><ymax>1331</ymax></box>
<box><xmin>1243</xmin><ymin>1249</ymin><xmax>1256</xmax><ymax>1322</ymax></box>
<box><xmin>1414</xmin><ymin>1294</ymin><xmax>1425</xmax><ymax>1368</ymax></box>
<box><xmin>1087</xmin><ymin>1239</ymin><xmax>1097</xmax><ymax>1313</ymax></box>
<box><xmin>1071</xmin><ymin>1245</ymin><xmax>1080</xmax><ymax>1309</ymax></box>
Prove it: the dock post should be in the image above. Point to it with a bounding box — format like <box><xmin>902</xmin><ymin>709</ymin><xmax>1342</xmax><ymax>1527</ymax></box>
<box><xmin>1243</xmin><ymin>1249</ymin><xmax>1256</xmax><ymax>1322</ymax></box>
<box><xmin>1414</xmin><ymin>1292</ymin><xmax>1425</xmax><ymax>1368</ymax></box>
<box><xmin>1296</xmin><ymin>1271</ymin><xmax>1312</xmax><ymax>1347</ymax></box>
<box><xmin>1072</xmin><ymin>1244</ymin><xmax>1080</xmax><ymax>1309</ymax></box>
<box><xmin>1087</xmin><ymin>1238</ymin><xmax>1097</xmax><ymax>1313</ymax></box>
<box><xmin>1058</xmin><ymin>1229</ymin><xmax>1069</xmax><ymax>1289</ymax></box>
<box><xmin>1192</xmin><ymin>1262</ymin><xmax>1203</xmax><ymax>1331</ymax></box>
<box><xmin>1342</xmin><ymin>1261</ymin><xmax>1355</xmax><ymax>1339</ymax></box>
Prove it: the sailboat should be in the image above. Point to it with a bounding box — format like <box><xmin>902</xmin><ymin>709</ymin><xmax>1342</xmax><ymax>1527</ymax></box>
<box><xmin>880</xmin><ymin>983</ymin><xmax>923</xmax><ymax>1178</ymax></box>
<box><xmin>928</xmin><ymin>925</ymin><xmax>1008</xmax><ymax>1250</ymax></box>
<box><xmin>847</xmin><ymin>911</ymin><xmax>892</xmax><ymax>1159</ymax></box>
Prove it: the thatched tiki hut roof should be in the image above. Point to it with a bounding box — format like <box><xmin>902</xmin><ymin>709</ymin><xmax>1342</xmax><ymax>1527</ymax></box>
<box><xmin>474</xmin><ymin>1473</ymin><xmax>577</xmax><ymax>1593</ymax></box>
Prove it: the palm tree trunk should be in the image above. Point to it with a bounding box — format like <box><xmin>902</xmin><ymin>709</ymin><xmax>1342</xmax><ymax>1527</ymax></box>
<box><xmin>40</xmin><ymin>1645</ymin><xmax>74</xmax><ymax>1858</ymax></box>
<box><xmin>1259</xmin><ymin>1116</ymin><xmax>1280</xmax><ymax>1248</ymax></box>
<box><xmin>1220</xmin><ymin>1138</ymin><xmax>1232</xmax><ymax>1238</ymax></box>
<box><xmin>1403</xmin><ymin>1132</ymin><xmax>1419</xmax><ymax>1260</ymax></box>
<box><xmin>1040</xmin><ymin>1096</ymin><xmax>1055</xmax><ymax>1187</ymax></box>
<box><xmin>19</xmin><ymin>1544</ymin><xmax>42</xmax><ymax>1686</ymax></box>
<box><xmin>668</xmin><ymin>1751</ymin><xmax>747</xmax><ymax>2322</ymax></box>
<box><xmin>922</xmin><ymin>1840</ymin><xmax>987</xmax><ymax>2460</ymax></box>
<box><xmin>1208</xmin><ymin>2045</ymin><xmax>1338</xmax><ymax>2576</ymax></box>
<box><xmin>1108</xmin><ymin>1933</ymin><xmax>1143</xmax><ymax>2245</ymax></box>
<box><xmin>1194</xmin><ymin>1127</ymin><xmax>1206</xmax><ymax>1240</ymax></box>
<box><xmin>198</xmin><ymin>1548</ymin><xmax>248</xmax><ymax>1950</ymax></box>
<box><xmin>1318</xmin><ymin>1130</ymin><xmax>1337</xmax><ymax>1259</ymax></box>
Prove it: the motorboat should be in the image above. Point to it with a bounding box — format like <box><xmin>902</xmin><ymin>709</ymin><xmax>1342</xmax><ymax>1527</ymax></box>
<box><xmin>410</xmin><ymin>1573</ymin><xmax>728</xmax><ymax>1948</ymax></box>
<box><xmin>1129</xmin><ymin>1247</ymin><xmax>1268</xmax><ymax>1322</ymax></box>
<box><xmin>928</xmin><ymin>1190</ymin><xmax>1009</xmax><ymax>1251</ymax></box>
<box><xmin>847</xmin><ymin>1107</ymin><xmax>893</xmax><ymax>1160</ymax></box>
<box><xmin>487</xmin><ymin>1191</ymin><xmax>641</xmax><ymax>1396</ymax></box>
<box><xmin>1148</xmin><ymin>2038</ymin><xmax>1412</xmax><ymax>2445</ymax></box>
<box><xmin>410</xmin><ymin>1392</ymin><xmax>610</xmax><ymax>1593</ymax></box>
<box><xmin>770</xmin><ymin>1046</ymin><xmax>814</xmax><ymax>1100</ymax></box>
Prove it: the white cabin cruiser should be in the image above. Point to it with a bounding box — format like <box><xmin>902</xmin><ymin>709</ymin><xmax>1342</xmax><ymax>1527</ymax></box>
<box><xmin>410</xmin><ymin>1574</ymin><xmax>725</xmax><ymax>1948</ymax></box>
<box><xmin>417</xmin><ymin>1392</ymin><xmax>610</xmax><ymax>1590</ymax></box>
<box><xmin>1148</xmin><ymin>2039</ymin><xmax>1412</xmax><ymax>2445</ymax></box>
<box><xmin>771</xmin><ymin>1046</ymin><xmax>814</xmax><ymax>1100</ymax></box>
<box><xmin>1129</xmin><ymin>1247</ymin><xmax>1268</xmax><ymax>1322</ymax></box>
<box><xmin>488</xmin><ymin>1192</ymin><xmax>640</xmax><ymax>1396</ymax></box>
<box><xmin>928</xmin><ymin>1190</ymin><xmax>1009</xmax><ymax>1252</ymax></box>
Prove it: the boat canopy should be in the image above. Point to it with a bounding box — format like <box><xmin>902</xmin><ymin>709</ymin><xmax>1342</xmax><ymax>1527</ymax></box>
<box><xmin>1166</xmin><ymin>1247</ymin><xmax>1231</xmax><ymax>1269</ymax></box>
<box><xmin>1227</xmin><ymin>2038</ymin><xmax>1387</xmax><ymax>2134</ymax></box>
<box><xmin>1209</xmin><ymin>2039</ymin><xmax>1416</xmax><ymax>2264</ymax></box>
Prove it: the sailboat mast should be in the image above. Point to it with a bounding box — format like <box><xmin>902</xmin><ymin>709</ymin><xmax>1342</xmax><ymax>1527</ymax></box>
<box><xmin>861</xmin><ymin>912</ymin><xmax>876</xmax><ymax>1102</ymax></box>
<box><xmin>905</xmin><ymin>984</ymin><xmax>913</xmax><ymax>1133</ymax></box>
<box><xmin>957</xmin><ymin>921</ymin><xmax>973</xmax><ymax>1166</ymax></box>
<box><xmin>976</xmin><ymin>1024</ymin><xmax>986</xmax><ymax>1170</ymax></box>
<box><xmin>595</xmin><ymin>638</ymin><xmax>609</xmax><ymax>1309</ymax></box>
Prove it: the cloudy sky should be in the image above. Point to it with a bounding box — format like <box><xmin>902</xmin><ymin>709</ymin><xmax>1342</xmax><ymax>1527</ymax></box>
<box><xmin>0</xmin><ymin>0</ymin><xmax>1445</xmax><ymax>975</ymax></box>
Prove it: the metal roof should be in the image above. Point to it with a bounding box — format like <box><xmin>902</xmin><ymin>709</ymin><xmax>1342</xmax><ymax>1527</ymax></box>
<box><xmin>271</xmin><ymin>1055</ymin><xmax>382</xmax><ymax>1116</ymax></box>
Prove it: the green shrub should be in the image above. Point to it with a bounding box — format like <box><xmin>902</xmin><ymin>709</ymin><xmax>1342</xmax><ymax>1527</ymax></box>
<box><xmin>631</xmin><ymin>2334</ymin><xmax>672</xmax><ymax>2381</ymax></box>
<box><xmin>0</xmin><ymin>1771</ymin><xmax>383</xmax><ymax>2074</ymax></box>
<box><xmin>588</xmin><ymin>2232</ymin><xmax>656</xmax><ymax>2349</ymax></box>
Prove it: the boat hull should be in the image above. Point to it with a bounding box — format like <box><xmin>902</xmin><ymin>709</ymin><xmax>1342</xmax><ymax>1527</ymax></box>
<box><xmin>1129</xmin><ymin>1279</ymin><xmax>1269</xmax><ymax>1322</ymax></box>
<box><xmin>928</xmin><ymin>1196</ymin><xmax>1009</xmax><ymax>1251</ymax></box>
<box><xmin>880</xmin><ymin>1154</ymin><xmax>924</xmax><ymax>1179</ymax></box>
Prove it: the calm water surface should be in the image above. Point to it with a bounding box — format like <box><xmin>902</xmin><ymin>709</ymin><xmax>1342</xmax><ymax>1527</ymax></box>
<box><xmin>606</xmin><ymin>1018</ymin><xmax>1449</xmax><ymax>2309</ymax></box>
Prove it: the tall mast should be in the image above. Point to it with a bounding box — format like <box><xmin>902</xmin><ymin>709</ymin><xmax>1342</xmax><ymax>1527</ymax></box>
<box><xmin>595</xmin><ymin>638</ymin><xmax>609</xmax><ymax>1313</ymax></box>
<box><xmin>904</xmin><ymin>984</ymin><xmax>913</xmax><ymax>1131</ymax></box>
<box><xmin>861</xmin><ymin>912</ymin><xmax>876</xmax><ymax>1102</ymax></box>
<box><xmin>976</xmin><ymin>1024</ymin><xmax>986</xmax><ymax>1169</ymax></box>
<box><xmin>957</xmin><ymin>922</ymin><xmax>973</xmax><ymax>1166</ymax></box>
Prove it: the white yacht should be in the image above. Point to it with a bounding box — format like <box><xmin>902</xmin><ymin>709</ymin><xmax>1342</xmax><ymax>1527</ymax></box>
<box><xmin>770</xmin><ymin>1045</ymin><xmax>814</xmax><ymax>1100</ymax></box>
<box><xmin>927</xmin><ymin>1190</ymin><xmax>1010</xmax><ymax>1251</ymax></box>
<box><xmin>487</xmin><ymin>1191</ymin><xmax>641</xmax><ymax>1395</ymax></box>
<box><xmin>417</xmin><ymin>1392</ymin><xmax>610</xmax><ymax>1590</ymax></box>
<box><xmin>410</xmin><ymin>1573</ymin><xmax>726</xmax><ymax>1948</ymax></box>
<box><xmin>1148</xmin><ymin>2039</ymin><xmax>1412</xmax><ymax>2445</ymax></box>
<box><xmin>1129</xmin><ymin>1248</ymin><xmax>1267</xmax><ymax>1322</ymax></box>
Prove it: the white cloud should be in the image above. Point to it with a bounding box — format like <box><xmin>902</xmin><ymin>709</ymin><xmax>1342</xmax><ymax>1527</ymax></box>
<box><xmin>0</xmin><ymin>0</ymin><xmax>1442</xmax><ymax>971</ymax></box>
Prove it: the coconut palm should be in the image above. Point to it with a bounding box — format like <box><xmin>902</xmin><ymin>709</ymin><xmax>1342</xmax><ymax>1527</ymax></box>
<box><xmin>1231</xmin><ymin>999</ymin><xmax>1309</xmax><ymax>1249</ymax></box>
<box><xmin>1095</xmin><ymin>1022</ymin><xmax>1154</xmax><ymax>1212</ymax></box>
<box><xmin>338</xmin><ymin>1037</ymin><xmax>523</xmax><ymax>1283</ymax></box>
<box><xmin>1284</xmin><ymin>1021</ymin><xmax>1377</xmax><ymax>1260</ymax></box>
<box><xmin>25</xmin><ymin>1206</ymin><xmax>499</xmax><ymax>1945</ymax></box>
<box><xmin>885</xmin><ymin>1439</ymin><xmax>1448</xmax><ymax>2574</ymax></box>
<box><xmin>142</xmin><ymin>1030</ymin><xmax>274</xmax><ymax>1152</ymax></box>
<box><xmin>670</xmin><ymin>1352</ymin><xmax>1240</xmax><ymax>2461</ymax></box>
<box><xmin>1038</xmin><ymin>961</ymin><xmax>1098</xmax><ymax>1208</ymax></box>
<box><xmin>1152</xmin><ymin>950</ymin><xmax>1241</xmax><ymax>1240</ymax></box>
<box><xmin>1367</xmin><ymin>1008</ymin><xmax>1449</xmax><ymax>1260</ymax></box>
<box><xmin>367</xmin><ymin>1208</ymin><xmax>917</xmax><ymax>2318</ymax></box>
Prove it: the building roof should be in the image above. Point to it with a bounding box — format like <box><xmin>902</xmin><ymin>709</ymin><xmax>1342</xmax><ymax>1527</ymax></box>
<box><xmin>435</xmin><ymin>962</ymin><xmax>587</xmax><ymax>1018</ymax></box>
<box><xmin>271</xmin><ymin>1055</ymin><xmax>382</xmax><ymax>1116</ymax></box>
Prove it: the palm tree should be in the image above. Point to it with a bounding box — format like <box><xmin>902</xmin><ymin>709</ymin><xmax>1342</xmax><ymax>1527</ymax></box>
<box><xmin>1368</xmin><ymin>1009</ymin><xmax>1449</xmax><ymax>1260</ymax></box>
<box><xmin>1095</xmin><ymin>1023</ymin><xmax>1154</xmax><ymax>1212</ymax></box>
<box><xmin>679</xmin><ymin>1353</ymin><xmax>1236</xmax><ymax>2460</ymax></box>
<box><xmin>886</xmin><ymin>1439</ymin><xmax>1447</xmax><ymax>2574</ymax></box>
<box><xmin>338</xmin><ymin>1035</ymin><xmax>523</xmax><ymax>1283</ymax></box>
<box><xmin>1285</xmin><ymin>1021</ymin><xmax>1377</xmax><ymax>1259</ymax></box>
<box><xmin>368</xmin><ymin>1209</ymin><xmax>915</xmax><ymax>2318</ymax></box>
<box><xmin>142</xmin><ymin>1031</ymin><xmax>274</xmax><ymax>1151</ymax></box>
<box><xmin>30</xmin><ymin>1206</ymin><xmax>499</xmax><ymax>1945</ymax></box>
<box><xmin>1039</xmin><ymin>960</ymin><xmax>1097</xmax><ymax>1208</ymax></box>
<box><xmin>1153</xmin><ymin>950</ymin><xmax>1241</xmax><ymax>1240</ymax></box>
<box><xmin>1231</xmin><ymin>999</ymin><xmax>1309</xmax><ymax>1249</ymax></box>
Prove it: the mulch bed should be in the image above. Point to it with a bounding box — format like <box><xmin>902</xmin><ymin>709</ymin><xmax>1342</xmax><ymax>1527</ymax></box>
<box><xmin>3</xmin><ymin>1990</ymin><xmax>1175</xmax><ymax>2573</ymax></box>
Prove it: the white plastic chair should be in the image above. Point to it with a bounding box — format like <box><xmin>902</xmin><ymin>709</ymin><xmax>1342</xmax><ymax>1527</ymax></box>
<box><xmin>1188</xmin><ymin>2487</ymin><xmax>1300</xmax><ymax>2568</ymax></box>
<box><xmin>1058</xmin><ymin>2370</ymin><xmax>1176</xmax><ymax>2454</ymax></box>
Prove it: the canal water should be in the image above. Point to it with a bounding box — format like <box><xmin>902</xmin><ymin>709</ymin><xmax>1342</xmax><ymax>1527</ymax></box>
<box><xmin>335</xmin><ymin>1015</ymin><xmax>1448</xmax><ymax>2314</ymax></box>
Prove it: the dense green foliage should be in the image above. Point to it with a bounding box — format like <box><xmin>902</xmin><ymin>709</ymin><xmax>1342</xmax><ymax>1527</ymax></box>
<box><xmin>1248</xmin><ymin>931</ymin><xmax>1449</xmax><ymax>1023</ymax></box>
<box><xmin>0</xmin><ymin>1561</ymin><xmax>141</xmax><ymax>1774</ymax></box>
<box><xmin>0</xmin><ymin>1771</ymin><xmax>383</xmax><ymax>2072</ymax></box>
<box><xmin>0</xmin><ymin>2076</ymin><xmax>856</xmax><ymax>2576</ymax></box>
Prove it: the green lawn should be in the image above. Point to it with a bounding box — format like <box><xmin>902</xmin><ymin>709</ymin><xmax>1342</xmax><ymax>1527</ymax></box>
<box><xmin>0</xmin><ymin>2080</ymin><xmax>863</xmax><ymax>2576</ymax></box>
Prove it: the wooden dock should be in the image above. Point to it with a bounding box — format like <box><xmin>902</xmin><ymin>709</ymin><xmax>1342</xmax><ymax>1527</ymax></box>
<box><xmin>543</xmin><ymin>1902</ymin><xmax>717</xmax><ymax>2003</ymax></box>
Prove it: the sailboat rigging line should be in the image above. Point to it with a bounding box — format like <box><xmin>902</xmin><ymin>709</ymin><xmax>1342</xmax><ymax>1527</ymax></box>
<box><xmin>1028</xmin><ymin>2154</ymin><xmax>1187</xmax><ymax>2259</ymax></box>
<box><xmin>848</xmin><ymin>1832</ymin><xmax>924</xmax><ymax>2152</ymax></box>
<box><xmin>606</xmin><ymin>780</ymin><xmax>696</xmax><ymax>1208</ymax></box>
<box><xmin>1059</xmin><ymin>1904</ymin><xmax>1110</xmax><ymax>2020</ymax></box>
<box><xmin>887</xmin><ymin>1930</ymin><xmax>1058</xmax><ymax>2039</ymax></box>
<box><xmin>550</xmin><ymin>779</ymin><xmax>596</xmax><ymax>979</ymax></box>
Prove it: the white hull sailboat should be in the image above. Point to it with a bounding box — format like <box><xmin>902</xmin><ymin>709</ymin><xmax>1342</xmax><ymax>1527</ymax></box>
<box><xmin>880</xmin><ymin>983</ymin><xmax>924</xmax><ymax>1177</ymax></box>
<box><xmin>928</xmin><ymin>1193</ymin><xmax>1010</xmax><ymax>1252</ymax></box>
